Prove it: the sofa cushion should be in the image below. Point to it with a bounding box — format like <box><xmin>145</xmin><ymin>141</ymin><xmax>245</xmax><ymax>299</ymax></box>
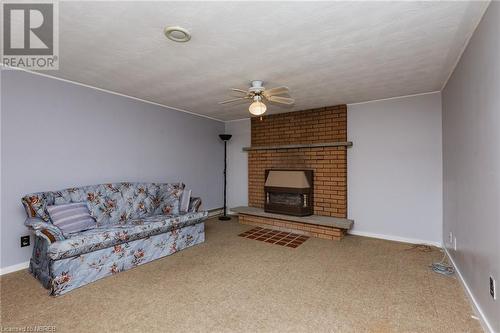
<box><xmin>47</xmin><ymin>211</ymin><xmax>208</xmax><ymax>260</ymax></box>
<box><xmin>47</xmin><ymin>202</ymin><xmax>96</xmax><ymax>236</ymax></box>
<box><xmin>152</xmin><ymin>183</ymin><xmax>183</xmax><ymax>216</ymax></box>
<box><xmin>45</xmin><ymin>182</ymin><xmax>184</xmax><ymax>226</ymax></box>
<box><xmin>120</xmin><ymin>183</ymin><xmax>183</xmax><ymax>219</ymax></box>
<box><xmin>85</xmin><ymin>184</ymin><xmax>129</xmax><ymax>226</ymax></box>
<box><xmin>22</xmin><ymin>182</ymin><xmax>185</xmax><ymax>223</ymax></box>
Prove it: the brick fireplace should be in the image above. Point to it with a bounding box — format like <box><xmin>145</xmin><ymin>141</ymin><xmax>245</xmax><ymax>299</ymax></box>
<box><xmin>233</xmin><ymin>105</ymin><xmax>353</xmax><ymax>241</ymax></box>
<box><xmin>249</xmin><ymin>105</ymin><xmax>348</xmax><ymax>218</ymax></box>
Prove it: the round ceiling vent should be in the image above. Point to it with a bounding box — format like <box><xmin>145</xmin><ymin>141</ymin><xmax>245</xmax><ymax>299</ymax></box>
<box><xmin>164</xmin><ymin>26</ymin><xmax>191</xmax><ymax>42</ymax></box>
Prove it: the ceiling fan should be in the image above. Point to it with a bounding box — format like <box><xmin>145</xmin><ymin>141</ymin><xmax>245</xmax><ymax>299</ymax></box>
<box><xmin>219</xmin><ymin>80</ymin><xmax>294</xmax><ymax>116</ymax></box>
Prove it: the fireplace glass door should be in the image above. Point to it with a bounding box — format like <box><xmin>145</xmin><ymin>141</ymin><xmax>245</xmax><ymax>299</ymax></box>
<box><xmin>268</xmin><ymin>192</ymin><xmax>303</xmax><ymax>207</ymax></box>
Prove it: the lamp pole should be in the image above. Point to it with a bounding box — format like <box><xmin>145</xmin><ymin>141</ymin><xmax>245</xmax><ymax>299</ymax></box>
<box><xmin>219</xmin><ymin>134</ymin><xmax>232</xmax><ymax>221</ymax></box>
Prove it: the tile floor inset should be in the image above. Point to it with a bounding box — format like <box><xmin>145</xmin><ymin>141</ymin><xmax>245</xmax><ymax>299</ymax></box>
<box><xmin>238</xmin><ymin>227</ymin><xmax>309</xmax><ymax>248</ymax></box>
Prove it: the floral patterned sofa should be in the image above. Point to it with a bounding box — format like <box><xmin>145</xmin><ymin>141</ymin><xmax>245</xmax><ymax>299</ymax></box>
<box><xmin>22</xmin><ymin>182</ymin><xmax>207</xmax><ymax>296</ymax></box>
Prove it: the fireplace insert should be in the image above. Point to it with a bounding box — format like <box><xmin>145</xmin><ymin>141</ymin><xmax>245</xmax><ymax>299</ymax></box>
<box><xmin>264</xmin><ymin>169</ymin><xmax>313</xmax><ymax>216</ymax></box>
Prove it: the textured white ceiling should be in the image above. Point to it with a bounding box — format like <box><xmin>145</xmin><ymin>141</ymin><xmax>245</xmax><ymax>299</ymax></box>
<box><xmin>45</xmin><ymin>1</ymin><xmax>489</xmax><ymax>120</ymax></box>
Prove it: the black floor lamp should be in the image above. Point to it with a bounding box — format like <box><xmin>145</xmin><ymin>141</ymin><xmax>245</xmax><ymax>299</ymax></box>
<box><xmin>219</xmin><ymin>134</ymin><xmax>232</xmax><ymax>221</ymax></box>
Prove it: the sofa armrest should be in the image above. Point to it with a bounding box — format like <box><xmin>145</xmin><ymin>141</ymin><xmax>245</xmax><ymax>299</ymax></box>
<box><xmin>188</xmin><ymin>197</ymin><xmax>202</xmax><ymax>213</ymax></box>
<box><xmin>24</xmin><ymin>218</ymin><xmax>65</xmax><ymax>243</ymax></box>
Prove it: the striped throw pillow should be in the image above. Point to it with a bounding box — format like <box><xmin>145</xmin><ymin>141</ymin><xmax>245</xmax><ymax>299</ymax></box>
<box><xmin>47</xmin><ymin>202</ymin><xmax>96</xmax><ymax>235</ymax></box>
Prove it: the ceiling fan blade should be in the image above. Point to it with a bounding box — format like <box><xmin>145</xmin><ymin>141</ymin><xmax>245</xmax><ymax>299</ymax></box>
<box><xmin>266</xmin><ymin>95</ymin><xmax>295</xmax><ymax>105</ymax></box>
<box><xmin>263</xmin><ymin>86</ymin><xmax>289</xmax><ymax>97</ymax></box>
<box><xmin>230</xmin><ymin>88</ymin><xmax>249</xmax><ymax>95</ymax></box>
<box><xmin>218</xmin><ymin>97</ymin><xmax>246</xmax><ymax>104</ymax></box>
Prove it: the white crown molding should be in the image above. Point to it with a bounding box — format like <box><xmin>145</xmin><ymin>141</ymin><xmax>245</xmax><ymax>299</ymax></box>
<box><xmin>444</xmin><ymin>247</ymin><xmax>495</xmax><ymax>333</ymax></box>
<box><xmin>207</xmin><ymin>208</ymin><xmax>224</xmax><ymax>218</ymax></box>
<box><xmin>440</xmin><ymin>2</ymin><xmax>491</xmax><ymax>91</ymax></box>
<box><xmin>347</xmin><ymin>91</ymin><xmax>440</xmax><ymax>107</ymax></box>
<box><xmin>348</xmin><ymin>230</ymin><xmax>442</xmax><ymax>248</ymax></box>
<box><xmin>2</xmin><ymin>65</ymin><xmax>443</xmax><ymax>123</ymax></box>
<box><xmin>225</xmin><ymin>117</ymin><xmax>252</xmax><ymax>123</ymax></box>
<box><xmin>0</xmin><ymin>65</ymin><xmax>225</xmax><ymax>123</ymax></box>
<box><xmin>225</xmin><ymin>91</ymin><xmax>442</xmax><ymax>123</ymax></box>
<box><xmin>0</xmin><ymin>261</ymin><xmax>29</xmax><ymax>276</ymax></box>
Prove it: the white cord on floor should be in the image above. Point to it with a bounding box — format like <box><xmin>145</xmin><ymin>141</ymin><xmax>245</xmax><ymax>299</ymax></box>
<box><xmin>430</xmin><ymin>252</ymin><xmax>455</xmax><ymax>276</ymax></box>
<box><xmin>404</xmin><ymin>244</ymin><xmax>455</xmax><ymax>276</ymax></box>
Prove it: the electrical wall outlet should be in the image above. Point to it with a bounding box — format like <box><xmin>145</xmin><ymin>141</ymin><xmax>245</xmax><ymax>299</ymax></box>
<box><xmin>490</xmin><ymin>276</ymin><xmax>496</xmax><ymax>300</ymax></box>
<box><xmin>448</xmin><ymin>231</ymin><xmax>453</xmax><ymax>244</ymax></box>
<box><xmin>453</xmin><ymin>237</ymin><xmax>457</xmax><ymax>251</ymax></box>
<box><xmin>20</xmin><ymin>235</ymin><xmax>30</xmax><ymax>247</ymax></box>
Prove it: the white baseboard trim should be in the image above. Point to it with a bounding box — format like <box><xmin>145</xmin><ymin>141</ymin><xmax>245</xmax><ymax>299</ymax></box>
<box><xmin>347</xmin><ymin>230</ymin><xmax>442</xmax><ymax>248</ymax></box>
<box><xmin>444</xmin><ymin>247</ymin><xmax>494</xmax><ymax>333</ymax></box>
<box><xmin>208</xmin><ymin>208</ymin><xmax>224</xmax><ymax>218</ymax></box>
<box><xmin>0</xmin><ymin>261</ymin><xmax>29</xmax><ymax>276</ymax></box>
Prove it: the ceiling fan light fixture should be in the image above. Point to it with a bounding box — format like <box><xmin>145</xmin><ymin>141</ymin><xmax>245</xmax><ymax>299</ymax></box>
<box><xmin>219</xmin><ymin>80</ymin><xmax>292</xmax><ymax>116</ymax></box>
<box><xmin>249</xmin><ymin>100</ymin><xmax>267</xmax><ymax>116</ymax></box>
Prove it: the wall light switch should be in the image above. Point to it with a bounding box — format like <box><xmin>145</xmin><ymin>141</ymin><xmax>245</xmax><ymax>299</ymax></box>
<box><xmin>453</xmin><ymin>237</ymin><xmax>457</xmax><ymax>251</ymax></box>
<box><xmin>448</xmin><ymin>232</ymin><xmax>453</xmax><ymax>244</ymax></box>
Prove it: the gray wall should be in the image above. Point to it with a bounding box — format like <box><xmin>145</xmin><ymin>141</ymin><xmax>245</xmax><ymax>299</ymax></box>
<box><xmin>225</xmin><ymin>119</ymin><xmax>250</xmax><ymax>212</ymax></box>
<box><xmin>1</xmin><ymin>69</ymin><xmax>224</xmax><ymax>270</ymax></box>
<box><xmin>222</xmin><ymin>94</ymin><xmax>444</xmax><ymax>246</ymax></box>
<box><xmin>348</xmin><ymin>93</ymin><xmax>443</xmax><ymax>246</ymax></box>
<box><xmin>442</xmin><ymin>2</ymin><xmax>499</xmax><ymax>332</ymax></box>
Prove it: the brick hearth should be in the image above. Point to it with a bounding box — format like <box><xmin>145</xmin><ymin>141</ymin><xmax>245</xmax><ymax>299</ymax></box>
<box><xmin>239</xmin><ymin>215</ymin><xmax>347</xmax><ymax>241</ymax></box>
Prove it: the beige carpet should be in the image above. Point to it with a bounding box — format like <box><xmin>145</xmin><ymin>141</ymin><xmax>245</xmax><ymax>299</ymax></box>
<box><xmin>1</xmin><ymin>217</ymin><xmax>481</xmax><ymax>333</ymax></box>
